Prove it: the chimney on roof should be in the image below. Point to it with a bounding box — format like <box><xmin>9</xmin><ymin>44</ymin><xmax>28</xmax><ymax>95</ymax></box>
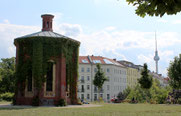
<box><xmin>41</xmin><ymin>14</ymin><xmax>54</xmax><ymax>32</ymax></box>
<box><xmin>113</xmin><ymin>58</ymin><xmax>116</xmax><ymax>61</ymax></box>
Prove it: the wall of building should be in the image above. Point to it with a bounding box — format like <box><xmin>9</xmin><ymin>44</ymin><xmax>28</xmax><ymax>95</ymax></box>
<box><xmin>78</xmin><ymin>63</ymin><xmax>127</xmax><ymax>102</ymax></box>
<box><xmin>127</xmin><ymin>67</ymin><xmax>140</xmax><ymax>88</ymax></box>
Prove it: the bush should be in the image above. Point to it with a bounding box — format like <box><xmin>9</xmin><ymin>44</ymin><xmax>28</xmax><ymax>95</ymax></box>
<box><xmin>178</xmin><ymin>98</ymin><xmax>181</xmax><ymax>104</ymax></box>
<box><xmin>32</xmin><ymin>96</ymin><xmax>40</xmax><ymax>106</ymax></box>
<box><xmin>126</xmin><ymin>79</ymin><xmax>171</xmax><ymax>104</ymax></box>
<box><xmin>56</xmin><ymin>99</ymin><xmax>67</xmax><ymax>107</ymax></box>
<box><xmin>0</xmin><ymin>92</ymin><xmax>14</xmax><ymax>101</ymax></box>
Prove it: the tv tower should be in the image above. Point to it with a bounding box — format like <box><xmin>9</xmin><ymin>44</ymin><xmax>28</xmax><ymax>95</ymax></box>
<box><xmin>153</xmin><ymin>32</ymin><xmax>160</xmax><ymax>74</ymax></box>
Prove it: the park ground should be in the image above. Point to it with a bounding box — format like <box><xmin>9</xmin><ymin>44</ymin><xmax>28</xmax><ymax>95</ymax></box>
<box><xmin>0</xmin><ymin>102</ymin><xmax>181</xmax><ymax>116</ymax></box>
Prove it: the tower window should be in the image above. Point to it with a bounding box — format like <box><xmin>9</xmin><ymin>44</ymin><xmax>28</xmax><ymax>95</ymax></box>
<box><xmin>27</xmin><ymin>70</ymin><xmax>32</xmax><ymax>92</ymax></box>
<box><xmin>47</xmin><ymin>22</ymin><xmax>49</xmax><ymax>28</ymax></box>
<box><xmin>46</xmin><ymin>62</ymin><xmax>53</xmax><ymax>91</ymax></box>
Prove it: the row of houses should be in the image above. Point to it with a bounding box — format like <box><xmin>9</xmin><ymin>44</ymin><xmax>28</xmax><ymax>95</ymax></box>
<box><xmin>77</xmin><ymin>55</ymin><xmax>169</xmax><ymax>102</ymax></box>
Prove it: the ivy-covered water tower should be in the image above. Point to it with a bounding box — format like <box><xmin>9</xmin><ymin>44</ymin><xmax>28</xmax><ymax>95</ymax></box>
<box><xmin>14</xmin><ymin>14</ymin><xmax>80</xmax><ymax>106</ymax></box>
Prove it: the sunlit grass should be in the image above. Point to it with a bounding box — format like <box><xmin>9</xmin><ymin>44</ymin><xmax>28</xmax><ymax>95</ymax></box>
<box><xmin>0</xmin><ymin>101</ymin><xmax>11</xmax><ymax>105</ymax></box>
<box><xmin>0</xmin><ymin>102</ymin><xmax>181</xmax><ymax>116</ymax></box>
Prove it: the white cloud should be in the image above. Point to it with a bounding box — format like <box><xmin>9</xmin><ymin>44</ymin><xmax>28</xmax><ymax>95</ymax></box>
<box><xmin>3</xmin><ymin>19</ymin><xmax>10</xmax><ymax>24</ymax></box>
<box><xmin>54</xmin><ymin>23</ymin><xmax>82</xmax><ymax>37</ymax></box>
<box><xmin>159</xmin><ymin>50</ymin><xmax>174</xmax><ymax>63</ymax></box>
<box><xmin>157</xmin><ymin>19</ymin><xmax>168</xmax><ymax>23</ymax></box>
<box><xmin>172</xmin><ymin>20</ymin><xmax>181</xmax><ymax>24</ymax></box>
<box><xmin>0</xmin><ymin>22</ymin><xmax>40</xmax><ymax>57</ymax></box>
<box><xmin>0</xmin><ymin>17</ymin><xmax>180</xmax><ymax>77</ymax></box>
<box><xmin>137</xmin><ymin>54</ymin><xmax>155</xmax><ymax>71</ymax></box>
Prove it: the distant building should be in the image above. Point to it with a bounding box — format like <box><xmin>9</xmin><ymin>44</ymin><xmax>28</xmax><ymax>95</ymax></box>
<box><xmin>78</xmin><ymin>55</ymin><xmax>127</xmax><ymax>102</ymax></box>
<box><xmin>118</xmin><ymin>60</ymin><xmax>141</xmax><ymax>88</ymax></box>
<box><xmin>149</xmin><ymin>72</ymin><xmax>169</xmax><ymax>87</ymax></box>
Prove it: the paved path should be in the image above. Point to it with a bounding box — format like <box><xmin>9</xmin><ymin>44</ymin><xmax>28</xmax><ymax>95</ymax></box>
<box><xmin>0</xmin><ymin>104</ymin><xmax>102</xmax><ymax>109</ymax></box>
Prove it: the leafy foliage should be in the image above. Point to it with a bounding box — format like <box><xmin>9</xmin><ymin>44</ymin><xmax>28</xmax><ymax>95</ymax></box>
<box><xmin>0</xmin><ymin>57</ymin><xmax>15</xmax><ymax>94</ymax></box>
<box><xmin>117</xmin><ymin>86</ymin><xmax>131</xmax><ymax>101</ymax></box>
<box><xmin>168</xmin><ymin>54</ymin><xmax>181</xmax><ymax>89</ymax></box>
<box><xmin>138</xmin><ymin>63</ymin><xmax>152</xmax><ymax>89</ymax></box>
<box><xmin>0</xmin><ymin>92</ymin><xmax>14</xmax><ymax>101</ymax></box>
<box><xmin>126</xmin><ymin>0</ymin><xmax>181</xmax><ymax>17</ymax></box>
<box><xmin>14</xmin><ymin>36</ymin><xmax>80</xmax><ymax>103</ymax></box>
<box><xmin>93</xmin><ymin>64</ymin><xmax>107</xmax><ymax>90</ymax></box>
<box><xmin>117</xmin><ymin>92</ymin><xmax>126</xmax><ymax>101</ymax></box>
<box><xmin>93</xmin><ymin>63</ymin><xmax>107</xmax><ymax>101</ymax></box>
<box><xmin>32</xmin><ymin>96</ymin><xmax>40</xmax><ymax>106</ymax></box>
<box><xmin>56</xmin><ymin>99</ymin><xmax>67</xmax><ymax>107</ymax></box>
<box><xmin>127</xmin><ymin>79</ymin><xmax>171</xmax><ymax>104</ymax></box>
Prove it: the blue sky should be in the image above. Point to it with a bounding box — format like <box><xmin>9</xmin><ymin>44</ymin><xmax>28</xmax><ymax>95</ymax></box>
<box><xmin>0</xmin><ymin>0</ymin><xmax>181</xmax><ymax>76</ymax></box>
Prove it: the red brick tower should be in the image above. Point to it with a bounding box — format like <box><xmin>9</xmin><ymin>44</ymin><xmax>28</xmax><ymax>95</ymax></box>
<box><xmin>41</xmin><ymin>14</ymin><xmax>54</xmax><ymax>32</ymax></box>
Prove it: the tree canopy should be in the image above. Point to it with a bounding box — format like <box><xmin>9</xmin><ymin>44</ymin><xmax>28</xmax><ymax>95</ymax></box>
<box><xmin>168</xmin><ymin>54</ymin><xmax>181</xmax><ymax>89</ymax></box>
<box><xmin>0</xmin><ymin>57</ymin><xmax>15</xmax><ymax>93</ymax></box>
<box><xmin>138</xmin><ymin>63</ymin><xmax>153</xmax><ymax>89</ymax></box>
<box><xmin>126</xmin><ymin>0</ymin><xmax>181</xmax><ymax>17</ymax></box>
<box><xmin>93</xmin><ymin>63</ymin><xmax>107</xmax><ymax>90</ymax></box>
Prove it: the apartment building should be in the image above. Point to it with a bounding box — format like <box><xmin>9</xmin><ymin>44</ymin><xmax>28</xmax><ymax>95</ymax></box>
<box><xmin>78</xmin><ymin>55</ymin><xmax>127</xmax><ymax>102</ymax></box>
<box><xmin>118</xmin><ymin>60</ymin><xmax>141</xmax><ymax>88</ymax></box>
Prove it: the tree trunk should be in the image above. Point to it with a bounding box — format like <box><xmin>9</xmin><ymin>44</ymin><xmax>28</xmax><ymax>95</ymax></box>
<box><xmin>98</xmin><ymin>88</ymin><xmax>100</xmax><ymax>102</ymax></box>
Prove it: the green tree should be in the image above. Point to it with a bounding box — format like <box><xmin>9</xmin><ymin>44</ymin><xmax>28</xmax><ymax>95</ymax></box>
<box><xmin>138</xmin><ymin>63</ymin><xmax>153</xmax><ymax>89</ymax></box>
<box><xmin>93</xmin><ymin>63</ymin><xmax>107</xmax><ymax>101</ymax></box>
<box><xmin>126</xmin><ymin>0</ymin><xmax>181</xmax><ymax>17</ymax></box>
<box><xmin>168</xmin><ymin>54</ymin><xmax>181</xmax><ymax>89</ymax></box>
<box><xmin>0</xmin><ymin>57</ymin><xmax>15</xmax><ymax>93</ymax></box>
<box><xmin>127</xmin><ymin>79</ymin><xmax>171</xmax><ymax>104</ymax></box>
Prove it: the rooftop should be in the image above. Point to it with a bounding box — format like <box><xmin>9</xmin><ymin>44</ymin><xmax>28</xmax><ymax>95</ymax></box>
<box><xmin>79</xmin><ymin>55</ymin><xmax>125</xmax><ymax>67</ymax></box>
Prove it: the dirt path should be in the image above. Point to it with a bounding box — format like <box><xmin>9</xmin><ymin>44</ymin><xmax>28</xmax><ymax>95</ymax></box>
<box><xmin>0</xmin><ymin>104</ymin><xmax>102</xmax><ymax>109</ymax></box>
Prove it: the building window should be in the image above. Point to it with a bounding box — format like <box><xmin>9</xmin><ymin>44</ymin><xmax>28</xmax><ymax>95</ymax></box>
<box><xmin>81</xmin><ymin>67</ymin><xmax>84</xmax><ymax>72</ymax></box>
<box><xmin>27</xmin><ymin>69</ymin><xmax>32</xmax><ymax>92</ymax></box>
<box><xmin>94</xmin><ymin>86</ymin><xmax>98</xmax><ymax>92</ymax></box>
<box><xmin>47</xmin><ymin>21</ymin><xmax>49</xmax><ymax>28</ymax></box>
<box><xmin>81</xmin><ymin>85</ymin><xmax>84</xmax><ymax>92</ymax></box>
<box><xmin>94</xmin><ymin>68</ymin><xmax>97</xmax><ymax>72</ymax></box>
<box><xmin>107</xmin><ymin>85</ymin><xmax>110</xmax><ymax>91</ymax></box>
<box><xmin>94</xmin><ymin>94</ymin><xmax>97</xmax><ymax>100</ymax></box>
<box><xmin>87</xmin><ymin>94</ymin><xmax>90</xmax><ymax>99</ymax></box>
<box><xmin>107</xmin><ymin>68</ymin><xmax>110</xmax><ymax>73</ymax></box>
<box><xmin>87</xmin><ymin>76</ymin><xmax>90</xmax><ymax>81</ymax></box>
<box><xmin>46</xmin><ymin>62</ymin><xmax>53</xmax><ymax>91</ymax></box>
<box><xmin>81</xmin><ymin>94</ymin><xmax>84</xmax><ymax>100</ymax></box>
<box><xmin>107</xmin><ymin>94</ymin><xmax>110</xmax><ymax>100</ymax></box>
<box><xmin>81</xmin><ymin>76</ymin><xmax>84</xmax><ymax>83</ymax></box>
<box><xmin>87</xmin><ymin>68</ymin><xmax>90</xmax><ymax>72</ymax></box>
<box><xmin>87</xmin><ymin>85</ymin><xmax>90</xmax><ymax>90</ymax></box>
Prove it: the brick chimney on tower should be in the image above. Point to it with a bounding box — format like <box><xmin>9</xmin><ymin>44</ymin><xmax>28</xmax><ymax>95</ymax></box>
<box><xmin>41</xmin><ymin>14</ymin><xmax>54</xmax><ymax>32</ymax></box>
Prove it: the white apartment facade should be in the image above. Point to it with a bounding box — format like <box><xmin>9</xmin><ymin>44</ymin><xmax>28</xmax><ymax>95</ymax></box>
<box><xmin>78</xmin><ymin>55</ymin><xmax>127</xmax><ymax>102</ymax></box>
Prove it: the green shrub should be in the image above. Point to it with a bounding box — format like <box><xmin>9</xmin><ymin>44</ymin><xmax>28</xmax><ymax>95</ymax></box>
<box><xmin>178</xmin><ymin>98</ymin><xmax>181</xmax><ymax>104</ymax></box>
<box><xmin>126</xmin><ymin>79</ymin><xmax>171</xmax><ymax>104</ymax></box>
<box><xmin>32</xmin><ymin>96</ymin><xmax>40</xmax><ymax>106</ymax></box>
<box><xmin>0</xmin><ymin>92</ymin><xmax>14</xmax><ymax>101</ymax></box>
<box><xmin>56</xmin><ymin>99</ymin><xmax>67</xmax><ymax>107</ymax></box>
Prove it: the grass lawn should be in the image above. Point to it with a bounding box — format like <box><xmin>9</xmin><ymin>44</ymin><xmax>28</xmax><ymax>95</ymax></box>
<box><xmin>0</xmin><ymin>101</ymin><xmax>11</xmax><ymax>105</ymax></box>
<box><xmin>0</xmin><ymin>102</ymin><xmax>181</xmax><ymax>116</ymax></box>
